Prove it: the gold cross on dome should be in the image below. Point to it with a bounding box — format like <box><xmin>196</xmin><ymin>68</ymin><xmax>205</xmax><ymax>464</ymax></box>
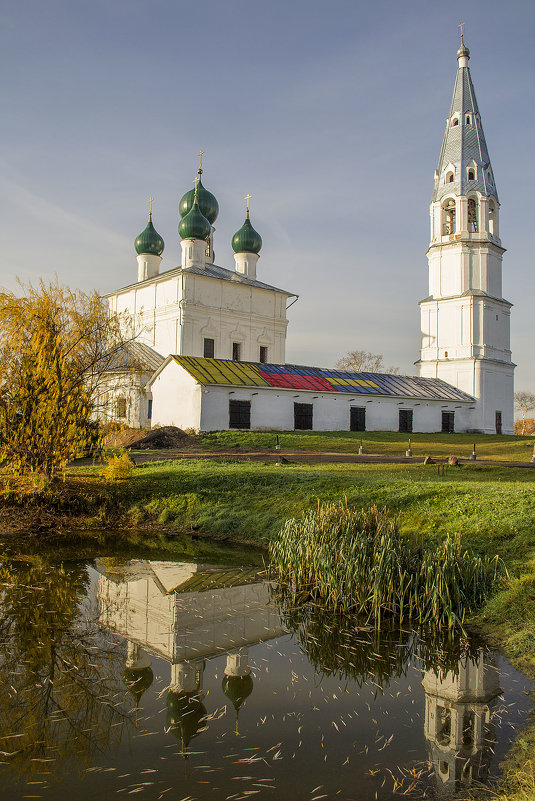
<box><xmin>149</xmin><ymin>196</ymin><xmax>153</xmax><ymax>219</ymax></box>
<box><xmin>459</xmin><ymin>21</ymin><xmax>465</xmax><ymax>43</ymax></box>
<box><xmin>198</xmin><ymin>149</ymin><xmax>204</xmax><ymax>172</ymax></box>
<box><xmin>193</xmin><ymin>175</ymin><xmax>200</xmax><ymax>201</ymax></box>
<box><xmin>245</xmin><ymin>193</ymin><xmax>252</xmax><ymax>215</ymax></box>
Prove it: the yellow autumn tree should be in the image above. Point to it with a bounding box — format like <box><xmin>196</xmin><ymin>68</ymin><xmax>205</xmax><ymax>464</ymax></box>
<box><xmin>0</xmin><ymin>281</ymin><xmax>132</xmax><ymax>478</ymax></box>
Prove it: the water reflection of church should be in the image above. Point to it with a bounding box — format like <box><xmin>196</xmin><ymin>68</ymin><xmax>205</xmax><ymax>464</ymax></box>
<box><xmin>422</xmin><ymin>651</ymin><xmax>501</xmax><ymax>797</ymax></box>
<box><xmin>96</xmin><ymin>560</ymin><xmax>285</xmax><ymax>752</ymax></box>
<box><xmin>97</xmin><ymin>559</ymin><xmax>504</xmax><ymax>792</ymax></box>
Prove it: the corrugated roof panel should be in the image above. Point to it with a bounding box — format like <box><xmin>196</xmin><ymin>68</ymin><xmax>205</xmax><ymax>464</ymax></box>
<box><xmin>170</xmin><ymin>357</ymin><xmax>474</xmax><ymax>402</ymax></box>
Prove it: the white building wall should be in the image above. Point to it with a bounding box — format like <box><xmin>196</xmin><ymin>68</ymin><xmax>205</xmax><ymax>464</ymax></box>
<box><xmin>150</xmin><ymin>363</ymin><xmax>202</xmax><ymax>431</ymax></box>
<box><xmin>150</xmin><ymin>362</ymin><xmax>473</xmax><ymax>434</ymax></box>
<box><xmin>106</xmin><ymin>269</ymin><xmax>290</xmax><ymax>366</ymax></box>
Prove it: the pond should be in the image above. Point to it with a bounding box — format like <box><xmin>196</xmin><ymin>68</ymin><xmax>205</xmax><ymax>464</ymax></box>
<box><xmin>0</xmin><ymin>552</ymin><xmax>531</xmax><ymax>800</ymax></box>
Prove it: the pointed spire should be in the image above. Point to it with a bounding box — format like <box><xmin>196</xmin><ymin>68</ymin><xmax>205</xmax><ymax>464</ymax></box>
<box><xmin>432</xmin><ymin>38</ymin><xmax>496</xmax><ymax>203</ymax></box>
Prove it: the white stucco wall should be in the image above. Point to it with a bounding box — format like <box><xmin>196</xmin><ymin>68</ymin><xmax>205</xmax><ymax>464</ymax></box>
<box><xmin>105</xmin><ymin>266</ymin><xmax>292</xmax><ymax>367</ymax></box>
<box><xmin>150</xmin><ymin>361</ymin><xmax>202</xmax><ymax>431</ymax></box>
<box><xmin>148</xmin><ymin>361</ymin><xmax>473</xmax><ymax>433</ymax></box>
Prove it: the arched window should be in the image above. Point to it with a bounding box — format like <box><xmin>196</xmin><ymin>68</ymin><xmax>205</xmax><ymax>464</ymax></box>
<box><xmin>489</xmin><ymin>201</ymin><xmax>497</xmax><ymax>236</ymax></box>
<box><xmin>452</xmin><ymin>117</ymin><xmax>459</xmax><ymax>127</ymax></box>
<box><xmin>468</xmin><ymin>168</ymin><xmax>475</xmax><ymax>181</ymax></box>
<box><xmin>443</xmin><ymin>199</ymin><xmax>456</xmax><ymax>235</ymax></box>
<box><xmin>468</xmin><ymin>198</ymin><xmax>478</xmax><ymax>232</ymax></box>
<box><xmin>446</xmin><ymin>170</ymin><xmax>454</xmax><ymax>184</ymax></box>
<box><xmin>465</xmin><ymin>114</ymin><xmax>472</xmax><ymax>125</ymax></box>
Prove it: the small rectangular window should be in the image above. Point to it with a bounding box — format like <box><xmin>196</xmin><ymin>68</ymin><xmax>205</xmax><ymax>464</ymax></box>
<box><xmin>399</xmin><ymin>409</ymin><xmax>413</xmax><ymax>433</ymax></box>
<box><xmin>147</xmin><ymin>399</ymin><xmax>152</xmax><ymax>420</ymax></box>
<box><xmin>495</xmin><ymin>411</ymin><xmax>502</xmax><ymax>435</ymax></box>
<box><xmin>204</xmin><ymin>338</ymin><xmax>215</xmax><ymax>358</ymax></box>
<box><xmin>294</xmin><ymin>402</ymin><xmax>313</xmax><ymax>430</ymax></box>
<box><xmin>259</xmin><ymin>346</ymin><xmax>268</xmax><ymax>364</ymax></box>
<box><xmin>229</xmin><ymin>399</ymin><xmax>250</xmax><ymax>429</ymax></box>
<box><xmin>232</xmin><ymin>342</ymin><xmax>241</xmax><ymax>361</ymax></box>
<box><xmin>115</xmin><ymin>398</ymin><xmax>127</xmax><ymax>419</ymax></box>
<box><xmin>441</xmin><ymin>411</ymin><xmax>454</xmax><ymax>433</ymax></box>
<box><xmin>350</xmin><ymin>407</ymin><xmax>366</xmax><ymax>432</ymax></box>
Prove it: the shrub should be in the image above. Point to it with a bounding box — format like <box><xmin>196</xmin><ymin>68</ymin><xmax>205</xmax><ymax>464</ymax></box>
<box><xmin>100</xmin><ymin>452</ymin><xmax>134</xmax><ymax>481</ymax></box>
<box><xmin>269</xmin><ymin>501</ymin><xmax>504</xmax><ymax>631</ymax></box>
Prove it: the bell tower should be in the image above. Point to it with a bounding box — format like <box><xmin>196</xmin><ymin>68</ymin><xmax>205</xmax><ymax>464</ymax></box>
<box><xmin>417</xmin><ymin>34</ymin><xmax>514</xmax><ymax>434</ymax></box>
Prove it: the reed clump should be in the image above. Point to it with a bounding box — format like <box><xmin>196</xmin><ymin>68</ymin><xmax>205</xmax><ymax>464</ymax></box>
<box><xmin>269</xmin><ymin>501</ymin><xmax>504</xmax><ymax>630</ymax></box>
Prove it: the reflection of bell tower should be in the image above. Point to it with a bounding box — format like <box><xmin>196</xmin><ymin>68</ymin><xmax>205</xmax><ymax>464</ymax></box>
<box><xmin>422</xmin><ymin>650</ymin><xmax>501</xmax><ymax>798</ymax></box>
<box><xmin>122</xmin><ymin>642</ymin><xmax>154</xmax><ymax>708</ymax></box>
<box><xmin>166</xmin><ymin>660</ymin><xmax>207</xmax><ymax>758</ymax></box>
<box><xmin>222</xmin><ymin>648</ymin><xmax>254</xmax><ymax>735</ymax></box>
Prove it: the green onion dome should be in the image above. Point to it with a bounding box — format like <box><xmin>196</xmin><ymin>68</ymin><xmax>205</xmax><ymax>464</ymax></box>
<box><xmin>135</xmin><ymin>216</ymin><xmax>164</xmax><ymax>256</ymax></box>
<box><xmin>232</xmin><ymin>214</ymin><xmax>262</xmax><ymax>255</ymax></box>
<box><xmin>179</xmin><ymin>178</ymin><xmax>219</xmax><ymax>225</ymax></box>
<box><xmin>178</xmin><ymin>201</ymin><xmax>212</xmax><ymax>241</ymax></box>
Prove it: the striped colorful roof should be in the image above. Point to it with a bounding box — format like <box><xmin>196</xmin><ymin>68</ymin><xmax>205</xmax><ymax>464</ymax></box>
<box><xmin>171</xmin><ymin>356</ymin><xmax>474</xmax><ymax>402</ymax></box>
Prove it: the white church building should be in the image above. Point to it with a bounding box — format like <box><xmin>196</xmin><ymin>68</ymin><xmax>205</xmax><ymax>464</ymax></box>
<box><xmin>104</xmin><ymin>39</ymin><xmax>513</xmax><ymax>435</ymax></box>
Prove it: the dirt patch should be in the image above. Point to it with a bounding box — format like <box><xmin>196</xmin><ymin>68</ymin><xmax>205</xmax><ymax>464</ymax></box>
<box><xmin>104</xmin><ymin>426</ymin><xmax>196</xmax><ymax>450</ymax></box>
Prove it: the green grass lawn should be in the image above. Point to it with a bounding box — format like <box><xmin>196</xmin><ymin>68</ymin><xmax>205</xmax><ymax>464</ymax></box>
<box><xmin>194</xmin><ymin>429</ymin><xmax>535</xmax><ymax>461</ymax></box>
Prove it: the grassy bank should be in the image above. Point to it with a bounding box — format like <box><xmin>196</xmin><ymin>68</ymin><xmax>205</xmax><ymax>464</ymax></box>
<box><xmin>193</xmin><ymin>429</ymin><xmax>535</xmax><ymax>461</ymax></box>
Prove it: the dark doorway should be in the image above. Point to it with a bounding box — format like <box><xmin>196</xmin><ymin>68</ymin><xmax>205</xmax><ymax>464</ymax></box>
<box><xmin>204</xmin><ymin>338</ymin><xmax>215</xmax><ymax>358</ymax></box>
<box><xmin>229</xmin><ymin>399</ymin><xmax>251</xmax><ymax>429</ymax></box>
<box><xmin>294</xmin><ymin>402</ymin><xmax>313</xmax><ymax>430</ymax></box>
<box><xmin>441</xmin><ymin>411</ymin><xmax>455</xmax><ymax>433</ymax></box>
<box><xmin>495</xmin><ymin>411</ymin><xmax>502</xmax><ymax>435</ymax></box>
<box><xmin>399</xmin><ymin>409</ymin><xmax>413</xmax><ymax>433</ymax></box>
<box><xmin>350</xmin><ymin>407</ymin><xmax>366</xmax><ymax>431</ymax></box>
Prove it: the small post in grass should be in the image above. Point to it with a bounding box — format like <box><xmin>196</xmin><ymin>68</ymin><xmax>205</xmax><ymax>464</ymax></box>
<box><xmin>531</xmin><ymin>443</ymin><xmax>535</xmax><ymax>464</ymax></box>
<box><xmin>470</xmin><ymin>442</ymin><xmax>477</xmax><ymax>461</ymax></box>
<box><xmin>406</xmin><ymin>438</ymin><xmax>412</xmax><ymax>458</ymax></box>
<box><xmin>358</xmin><ymin>438</ymin><xmax>364</xmax><ymax>455</ymax></box>
<box><xmin>275</xmin><ymin>435</ymin><xmax>280</xmax><ymax>451</ymax></box>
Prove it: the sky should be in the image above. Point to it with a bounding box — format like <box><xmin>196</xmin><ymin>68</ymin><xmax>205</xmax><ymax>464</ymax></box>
<box><xmin>1</xmin><ymin>0</ymin><xmax>534</xmax><ymax>392</ymax></box>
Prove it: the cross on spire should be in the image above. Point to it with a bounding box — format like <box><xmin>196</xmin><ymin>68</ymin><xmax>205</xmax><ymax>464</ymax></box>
<box><xmin>198</xmin><ymin>149</ymin><xmax>204</xmax><ymax>174</ymax></box>
<box><xmin>459</xmin><ymin>21</ymin><xmax>465</xmax><ymax>44</ymax></box>
<box><xmin>193</xmin><ymin>175</ymin><xmax>200</xmax><ymax>203</ymax></box>
<box><xmin>245</xmin><ymin>193</ymin><xmax>252</xmax><ymax>218</ymax></box>
<box><xmin>149</xmin><ymin>196</ymin><xmax>153</xmax><ymax>220</ymax></box>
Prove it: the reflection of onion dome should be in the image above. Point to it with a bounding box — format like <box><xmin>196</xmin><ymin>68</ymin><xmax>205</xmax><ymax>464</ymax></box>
<box><xmin>223</xmin><ymin>674</ymin><xmax>253</xmax><ymax>734</ymax></box>
<box><xmin>222</xmin><ymin>674</ymin><xmax>254</xmax><ymax>711</ymax></box>
<box><xmin>232</xmin><ymin>214</ymin><xmax>262</xmax><ymax>255</ymax></box>
<box><xmin>178</xmin><ymin>201</ymin><xmax>211</xmax><ymax>242</ymax></box>
<box><xmin>166</xmin><ymin>691</ymin><xmax>207</xmax><ymax>754</ymax></box>
<box><xmin>179</xmin><ymin>178</ymin><xmax>219</xmax><ymax>225</ymax></box>
<box><xmin>135</xmin><ymin>216</ymin><xmax>164</xmax><ymax>256</ymax></box>
<box><xmin>123</xmin><ymin>666</ymin><xmax>154</xmax><ymax>707</ymax></box>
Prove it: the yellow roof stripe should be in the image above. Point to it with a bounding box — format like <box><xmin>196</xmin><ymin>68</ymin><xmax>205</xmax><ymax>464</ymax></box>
<box><xmin>326</xmin><ymin>377</ymin><xmax>380</xmax><ymax>388</ymax></box>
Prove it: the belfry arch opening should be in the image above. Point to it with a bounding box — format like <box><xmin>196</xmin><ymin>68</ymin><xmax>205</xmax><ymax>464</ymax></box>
<box><xmin>442</xmin><ymin>199</ymin><xmax>456</xmax><ymax>235</ymax></box>
<box><xmin>468</xmin><ymin>198</ymin><xmax>478</xmax><ymax>232</ymax></box>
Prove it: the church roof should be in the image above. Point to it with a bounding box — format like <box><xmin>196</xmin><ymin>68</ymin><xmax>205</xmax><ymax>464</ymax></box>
<box><xmin>105</xmin><ymin>263</ymin><xmax>296</xmax><ymax>298</ymax></box>
<box><xmin>432</xmin><ymin>44</ymin><xmax>497</xmax><ymax>203</ymax></box>
<box><xmin>163</xmin><ymin>356</ymin><xmax>475</xmax><ymax>402</ymax></box>
<box><xmin>105</xmin><ymin>341</ymin><xmax>165</xmax><ymax>372</ymax></box>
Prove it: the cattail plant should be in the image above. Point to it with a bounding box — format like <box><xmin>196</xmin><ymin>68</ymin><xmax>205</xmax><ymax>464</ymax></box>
<box><xmin>269</xmin><ymin>501</ymin><xmax>504</xmax><ymax>632</ymax></box>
